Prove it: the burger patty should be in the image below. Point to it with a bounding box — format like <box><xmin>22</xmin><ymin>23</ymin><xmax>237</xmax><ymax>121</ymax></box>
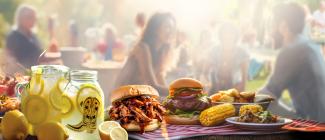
<box><xmin>164</xmin><ymin>94</ymin><xmax>211</xmax><ymax>112</ymax></box>
<box><xmin>109</xmin><ymin>95</ymin><xmax>166</xmax><ymax>133</ymax></box>
<box><xmin>173</xmin><ymin>87</ymin><xmax>202</xmax><ymax>97</ymax></box>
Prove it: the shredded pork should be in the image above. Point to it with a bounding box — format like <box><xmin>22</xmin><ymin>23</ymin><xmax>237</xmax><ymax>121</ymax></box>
<box><xmin>109</xmin><ymin>95</ymin><xmax>166</xmax><ymax>133</ymax></box>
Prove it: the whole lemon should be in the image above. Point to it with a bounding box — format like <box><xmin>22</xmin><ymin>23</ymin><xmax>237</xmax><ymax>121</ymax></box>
<box><xmin>35</xmin><ymin>122</ymin><xmax>69</xmax><ymax>140</ymax></box>
<box><xmin>2</xmin><ymin>110</ymin><xmax>29</xmax><ymax>140</ymax></box>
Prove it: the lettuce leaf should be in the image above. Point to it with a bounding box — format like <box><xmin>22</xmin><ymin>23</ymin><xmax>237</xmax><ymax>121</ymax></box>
<box><xmin>168</xmin><ymin>109</ymin><xmax>200</xmax><ymax>118</ymax></box>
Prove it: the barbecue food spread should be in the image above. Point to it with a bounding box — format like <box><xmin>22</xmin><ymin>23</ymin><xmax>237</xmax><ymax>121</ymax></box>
<box><xmin>163</xmin><ymin>78</ymin><xmax>211</xmax><ymax>125</ymax></box>
<box><xmin>0</xmin><ymin>95</ymin><xmax>20</xmax><ymax>113</ymax></box>
<box><xmin>0</xmin><ymin>74</ymin><xmax>29</xmax><ymax>97</ymax></box>
<box><xmin>108</xmin><ymin>85</ymin><xmax>166</xmax><ymax>133</ymax></box>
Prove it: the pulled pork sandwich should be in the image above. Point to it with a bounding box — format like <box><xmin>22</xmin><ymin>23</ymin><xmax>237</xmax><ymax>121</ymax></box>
<box><xmin>163</xmin><ymin>78</ymin><xmax>211</xmax><ymax>125</ymax></box>
<box><xmin>109</xmin><ymin>85</ymin><xmax>166</xmax><ymax>133</ymax></box>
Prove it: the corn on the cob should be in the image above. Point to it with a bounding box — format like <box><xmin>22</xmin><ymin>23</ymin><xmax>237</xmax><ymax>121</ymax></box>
<box><xmin>199</xmin><ymin>103</ymin><xmax>235</xmax><ymax>126</ymax></box>
<box><xmin>239</xmin><ymin>104</ymin><xmax>263</xmax><ymax>116</ymax></box>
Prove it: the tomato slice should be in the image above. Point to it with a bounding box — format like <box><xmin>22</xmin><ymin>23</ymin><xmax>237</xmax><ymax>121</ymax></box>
<box><xmin>177</xmin><ymin>91</ymin><xmax>199</xmax><ymax>97</ymax></box>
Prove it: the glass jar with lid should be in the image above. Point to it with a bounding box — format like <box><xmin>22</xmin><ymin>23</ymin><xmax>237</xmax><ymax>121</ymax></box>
<box><xmin>61</xmin><ymin>70</ymin><xmax>104</xmax><ymax>140</ymax></box>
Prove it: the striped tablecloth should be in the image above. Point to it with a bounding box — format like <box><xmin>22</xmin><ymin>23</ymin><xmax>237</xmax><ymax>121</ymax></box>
<box><xmin>128</xmin><ymin>123</ymin><xmax>288</xmax><ymax>140</ymax></box>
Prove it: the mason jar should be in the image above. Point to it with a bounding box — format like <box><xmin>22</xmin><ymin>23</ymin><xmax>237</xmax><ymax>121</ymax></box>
<box><xmin>61</xmin><ymin>70</ymin><xmax>104</xmax><ymax>140</ymax></box>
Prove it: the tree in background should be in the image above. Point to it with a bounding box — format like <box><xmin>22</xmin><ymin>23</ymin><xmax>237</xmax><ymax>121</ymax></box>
<box><xmin>0</xmin><ymin>0</ymin><xmax>21</xmax><ymax>48</ymax></box>
<box><xmin>297</xmin><ymin>0</ymin><xmax>322</xmax><ymax>11</ymax></box>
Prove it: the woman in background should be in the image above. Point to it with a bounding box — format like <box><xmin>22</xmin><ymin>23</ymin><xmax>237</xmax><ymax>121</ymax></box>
<box><xmin>209</xmin><ymin>23</ymin><xmax>249</xmax><ymax>94</ymax></box>
<box><xmin>114</xmin><ymin>12</ymin><xmax>176</xmax><ymax>96</ymax></box>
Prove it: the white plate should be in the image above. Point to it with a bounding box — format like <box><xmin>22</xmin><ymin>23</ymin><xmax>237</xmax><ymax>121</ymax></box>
<box><xmin>226</xmin><ymin>117</ymin><xmax>293</xmax><ymax>131</ymax></box>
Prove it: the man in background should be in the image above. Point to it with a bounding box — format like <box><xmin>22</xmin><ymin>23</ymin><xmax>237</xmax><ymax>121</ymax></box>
<box><xmin>260</xmin><ymin>2</ymin><xmax>325</xmax><ymax>122</ymax></box>
<box><xmin>5</xmin><ymin>4</ymin><xmax>42</xmax><ymax>69</ymax></box>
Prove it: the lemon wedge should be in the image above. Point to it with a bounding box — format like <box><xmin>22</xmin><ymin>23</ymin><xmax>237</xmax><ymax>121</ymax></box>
<box><xmin>1</xmin><ymin>110</ymin><xmax>29</xmax><ymax>140</ymax></box>
<box><xmin>35</xmin><ymin>121</ymin><xmax>69</xmax><ymax>140</ymax></box>
<box><xmin>22</xmin><ymin>95</ymin><xmax>49</xmax><ymax>125</ymax></box>
<box><xmin>109</xmin><ymin>127</ymin><xmax>128</xmax><ymax>140</ymax></box>
<box><xmin>99</xmin><ymin>121</ymin><xmax>128</xmax><ymax>140</ymax></box>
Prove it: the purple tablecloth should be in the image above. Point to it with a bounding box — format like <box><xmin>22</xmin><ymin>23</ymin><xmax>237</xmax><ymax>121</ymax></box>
<box><xmin>128</xmin><ymin>123</ymin><xmax>288</xmax><ymax>140</ymax></box>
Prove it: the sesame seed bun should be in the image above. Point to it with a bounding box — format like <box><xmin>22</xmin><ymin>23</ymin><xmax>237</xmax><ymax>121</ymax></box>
<box><xmin>169</xmin><ymin>78</ymin><xmax>203</xmax><ymax>90</ymax></box>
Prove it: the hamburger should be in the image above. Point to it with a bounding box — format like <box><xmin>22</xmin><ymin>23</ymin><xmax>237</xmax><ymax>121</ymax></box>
<box><xmin>163</xmin><ymin>78</ymin><xmax>211</xmax><ymax>125</ymax></box>
<box><xmin>108</xmin><ymin>85</ymin><xmax>166</xmax><ymax>133</ymax></box>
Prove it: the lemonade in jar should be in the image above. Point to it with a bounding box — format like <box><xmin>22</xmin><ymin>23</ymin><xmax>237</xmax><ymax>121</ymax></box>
<box><xmin>18</xmin><ymin>65</ymin><xmax>70</xmax><ymax>134</ymax></box>
<box><xmin>61</xmin><ymin>70</ymin><xmax>104</xmax><ymax>140</ymax></box>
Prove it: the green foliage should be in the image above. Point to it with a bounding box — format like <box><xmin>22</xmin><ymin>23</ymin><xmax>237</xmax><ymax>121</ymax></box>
<box><xmin>0</xmin><ymin>14</ymin><xmax>9</xmax><ymax>48</ymax></box>
<box><xmin>0</xmin><ymin>0</ymin><xmax>21</xmax><ymax>24</ymax></box>
<box><xmin>296</xmin><ymin>0</ymin><xmax>322</xmax><ymax>12</ymax></box>
<box><xmin>0</xmin><ymin>0</ymin><xmax>21</xmax><ymax>48</ymax></box>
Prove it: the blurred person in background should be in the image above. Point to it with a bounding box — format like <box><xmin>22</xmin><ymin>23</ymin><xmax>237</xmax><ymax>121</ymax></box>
<box><xmin>174</xmin><ymin>31</ymin><xmax>191</xmax><ymax>73</ymax></box>
<box><xmin>209</xmin><ymin>22</ymin><xmax>249</xmax><ymax>94</ymax></box>
<box><xmin>68</xmin><ymin>20</ymin><xmax>79</xmax><ymax>46</ymax></box>
<box><xmin>114</xmin><ymin>12</ymin><xmax>176</xmax><ymax>96</ymax></box>
<box><xmin>240</xmin><ymin>23</ymin><xmax>264</xmax><ymax>80</ymax></box>
<box><xmin>193</xmin><ymin>29</ymin><xmax>215</xmax><ymax>82</ymax></box>
<box><xmin>5</xmin><ymin>4</ymin><xmax>43</xmax><ymax>69</ymax></box>
<box><xmin>165</xmin><ymin>30</ymin><xmax>192</xmax><ymax>83</ymax></box>
<box><xmin>310</xmin><ymin>1</ymin><xmax>325</xmax><ymax>56</ymax></box>
<box><xmin>193</xmin><ymin>21</ymin><xmax>219</xmax><ymax>84</ymax></box>
<box><xmin>135</xmin><ymin>12</ymin><xmax>146</xmax><ymax>37</ymax></box>
<box><xmin>47</xmin><ymin>15</ymin><xmax>59</xmax><ymax>52</ymax></box>
<box><xmin>302</xmin><ymin>4</ymin><xmax>313</xmax><ymax>37</ymax></box>
<box><xmin>259</xmin><ymin>2</ymin><xmax>325</xmax><ymax>122</ymax></box>
<box><xmin>123</xmin><ymin>12</ymin><xmax>147</xmax><ymax>53</ymax></box>
<box><xmin>97</xmin><ymin>23</ymin><xmax>125</xmax><ymax>61</ymax></box>
<box><xmin>312</xmin><ymin>0</ymin><xmax>325</xmax><ymax>31</ymax></box>
<box><xmin>241</xmin><ymin>23</ymin><xmax>259</xmax><ymax>48</ymax></box>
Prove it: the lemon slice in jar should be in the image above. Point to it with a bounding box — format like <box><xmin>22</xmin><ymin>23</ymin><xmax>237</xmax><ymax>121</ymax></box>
<box><xmin>29</xmin><ymin>72</ymin><xmax>44</xmax><ymax>95</ymax></box>
<box><xmin>57</xmin><ymin>77</ymin><xmax>69</xmax><ymax>93</ymax></box>
<box><xmin>22</xmin><ymin>95</ymin><xmax>49</xmax><ymax>125</ymax></box>
<box><xmin>49</xmin><ymin>77</ymin><xmax>68</xmax><ymax>110</ymax></box>
<box><xmin>61</xmin><ymin>95</ymin><xmax>74</xmax><ymax>117</ymax></box>
<box><xmin>75</xmin><ymin>84</ymin><xmax>102</xmax><ymax>113</ymax></box>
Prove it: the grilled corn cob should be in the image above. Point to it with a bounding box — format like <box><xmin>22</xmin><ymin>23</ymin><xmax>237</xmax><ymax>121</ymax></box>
<box><xmin>239</xmin><ymin>104</ymin><xmax>263</xmax><ymax>116</ymax></box>
<box><xmin>199</xmin><ymin>103</ymin><xmax>235</xmax><ymax>126</ymax></box>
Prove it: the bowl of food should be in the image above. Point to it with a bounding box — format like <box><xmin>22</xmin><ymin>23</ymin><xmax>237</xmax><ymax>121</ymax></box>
<box><xmin>226</xmin><ymin>104</ymin><xmax>292</xmax><ymax>131</ymax></box>
<box><xmin>210</xmin><ymin>89</ymin><xmax>274</xmax><ymax>115</ymax></box>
